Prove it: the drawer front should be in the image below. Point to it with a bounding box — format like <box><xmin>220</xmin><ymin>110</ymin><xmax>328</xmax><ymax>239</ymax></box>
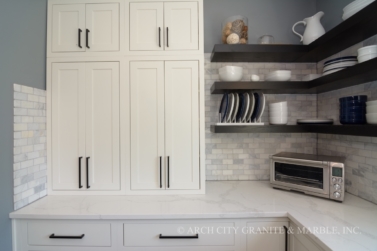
<box><xmin>124</xmin><ymin>222</ymin><xmax>235</xmax><ymax>247</ymax></box>
<box><xmin>246</xmin><ymin>221</ymin><xmax>289</xmax><ymax>251</ymax></box>
<box><xmin>28</xmin><ymin>222</ymin><xmax>111</xmax><ymax>247</ymax></box>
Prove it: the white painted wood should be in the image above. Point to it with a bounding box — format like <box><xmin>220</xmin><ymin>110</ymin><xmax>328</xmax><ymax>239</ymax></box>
<box><xmin>51</xmin><ymin>63</ymin><xmax>86</xmax><ymax>191</ymax></box>
<box><xmin>52</xmin><ymin>4</ymin><xmax>86</xmax><ymax>52</ymax></box>
<box><xmin>130</xmin><ymin>3</ymin><xmax>164</xmax><ymax>51</ymax></box>
<box><xmin>85</xmin><ymin>62</ymin><xmax>120</xmax><ymax>191</ymax></box>
<box><xmin>246</xmin><ymin>221</ymin><xmax>288</xmax><ymax>251</ymax></box>
<box><xmin>124</xmin><ymin>222</ymin><xmax>236</xmax><ymax>247</ymax></box>
<box><xmin>86</xmin><ymin>3</ymin><xmax>120</xmax><ymax>52</ymax></box>
<box><xmin>290</xmin><ymin>223</ymin><xmax>326</xmax><ymax>251</ymax></box>
<box><xmin>164</xmin><ymin>2</ymin><xmax>199</xmax><ymax>51</ymax></box>
<box><xmin>165</xmin><ymin>61</ymin><xmax>199</xmax><ymax>190</ymax></box>
<box><xmin>130</xmin><ymin>61</ymin><xmax>165</xmax><ymax>190</ymax></box>
<box><xmin>27</xmin><ymin>222</ymin><xmax>111</xmax><ymax>247</ymax></box>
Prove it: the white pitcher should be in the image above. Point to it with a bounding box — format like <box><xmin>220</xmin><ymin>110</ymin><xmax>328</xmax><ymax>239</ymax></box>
<box><xmin>292</xmin><ymin>12</ymin><xmax>326</xmax><ymax>45</ymax></box>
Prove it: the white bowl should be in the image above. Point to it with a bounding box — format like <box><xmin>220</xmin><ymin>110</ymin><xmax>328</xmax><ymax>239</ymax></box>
<box><xmin>366</xmin><ymin>105</ymin><xmax>377</xmax><ymax>113</ymax></box>
<box><xmin>269</xmin><ymin>107</ymin><xmax>288</xmax><ymax>112</ymax></box>
<box><xmin>358</xmin><ymin>45</ymin><xmax>377</xmax><ymax>55</ymax></box>
<box><xmin>270</xmin><ymin>113</ymin><xmax>288</xmax><ymax>118</ymax></box>
<box><xmin>218</xmin><ymin>66</ymin><xmax>243</xmax><ymax>82</ymax></box>
<box><xmin>358</xmin><ymin>53</ymin><xmax>377</xmax><ymax>63</ymax></box>
<box><xmin>269</xmin><ymin>116</ymin><xmax>288</xmax><ymax>125</ymax></box>
<box><xmin>266</xmin><ymin>70</ymin><xmax>291</xmax><ymax>81</ymax></box>
<box><xmin>343</xmin><ymin>0</ymin><xmax>374</xmax><ymax>12</ymax></box>
<box><xmin>366</xmin><ymin>113</ymin><xmax>377</xmax><ymax>124</ymax></box>
<box><xmin>367</xmin><ymin>100</ymin><xmax>377</xmax><ymax>106</ymax></box>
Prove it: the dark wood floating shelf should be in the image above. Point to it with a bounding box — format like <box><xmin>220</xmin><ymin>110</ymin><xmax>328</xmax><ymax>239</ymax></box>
<box><xmin>210</xmin><ymin>125</ymin><xmax>377</xmax><ymax>137</ymax></box>
<box><xmin>211</xmin><ymin>1</ymin><xmax>377</xmax><ymax>63</ymax></box>
<box><xmin>210</xmin><ymin>57</ymin><xmax>377</xmax><ymax>94</ymax></box>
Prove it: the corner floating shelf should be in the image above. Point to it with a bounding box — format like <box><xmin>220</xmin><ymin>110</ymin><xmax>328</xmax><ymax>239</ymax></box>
<box><xmin>211</xmin><ymin>1</ymin><xmax>377</xmax><ymax>63</ymax></box>
<box><xmin>210</xmin><ymin>125</ymin><xmax>377</xmax><ymax>137</ymax></box>
<box><xmin>210</xmin><ymin>57</ymin><xmax>377</xmax><ymax>94</ymax></box>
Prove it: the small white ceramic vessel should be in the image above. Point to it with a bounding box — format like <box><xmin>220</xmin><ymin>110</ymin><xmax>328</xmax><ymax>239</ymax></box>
<box><xmin>367</xmin><ymin>105</ymin><xmax>377</xmax><ymax>113</ymax></box>
<box><xmin>366</xmin><ymin>113</ymin><xmax>377</xmax><ymax>124</ymax></box>
<box><xmin>219</xmin><ymin>66</ymin><xmax>243</xmax><ymax>81</ymax></box>
<box><xmin>266</xmin><ymin>71</ymin><xmax>291</xmax><ymax>81</ymax></box>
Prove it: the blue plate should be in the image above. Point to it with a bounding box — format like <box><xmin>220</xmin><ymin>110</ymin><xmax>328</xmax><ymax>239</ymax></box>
<box><xmin>324</xmin><ymin>56</ymin><xmax>357</xmax><ymax>65</ymax></box>
<box><xmin>339</xmin><ymin>95</ymin><xmax>367</xmax><ymax>103</ymax></box>
<box><xmin>219</xmin><ymin>93</ymin><xmax>228</xmax><ymax>123</ymax></box>
<box><xmin>236</xmin><ymin>93</ymin><xmax>244</xmax><ymax>122</ymax></box>
<box><xmin>340</xmin><ymin>101</ymin><xmax>366</xmax><ymax>107</ymax></box>
<box><xmin>340</xmin><ymin>107</ymin><xmax>366</xmax><ymax>113</ymax></box>
<box><xmin>250</xmin><ymin>93</ymin><xmax>259</xmax><ymax>122</ymax></box>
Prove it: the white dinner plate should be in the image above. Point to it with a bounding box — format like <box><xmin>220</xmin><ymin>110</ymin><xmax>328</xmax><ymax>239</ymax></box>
<box><xmin>226</xmin><ymin>93</ymin><xmax>234</xmax><ymax>123</ymax></box>
<box><xmin>256</xmin><ymin>92</ymin><xmax>266</xmax><ymax>122</ymax></box>
<box><xmin>246</xmin><ymin>92</ymin><xmax>255</xmax><ymax>122</ymax></box>
<box><xmin>241</xmin><ymin>93</ymin><xmax>250</xmax><ymax>123</ymax></box>
<box><xmin>231</xmin><ymin>93</ymin><xmax>239</xmax><ymax>123</ymax></box>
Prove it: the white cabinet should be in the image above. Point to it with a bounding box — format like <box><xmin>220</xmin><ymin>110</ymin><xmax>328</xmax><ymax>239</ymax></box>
<box><xmin>289</xmin><ymin>223</ymin><xmax>326</xmax><ymax>251</ymax></box>
<box><xmin>51</xmin><ymin>3</ymin><xmax>119</xmax><ymax>53</ymax></box>
<box><xmin>130</xmin><ymin>2</ymin><xmax>199</xmax><ymax>51</ymax></box>
<box><xmin>246</xmin><ymin>221</ymin><xmax>288</xmax><ymax>251</ymax></box>
<box><xmin>130</xmin><ymin>61</ymin><xmax>200</xmax><ymax>191</ymax></box>
<box><xmin>52</xmin><ymin>62</ymin><xmax>120</xmax><ymax>191</ymax></box>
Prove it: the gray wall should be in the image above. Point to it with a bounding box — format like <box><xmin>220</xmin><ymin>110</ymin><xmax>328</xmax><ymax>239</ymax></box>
<box><xmin>316</xmin><ymin>0</ymin><xmax>354</xmax><ymax>31</ymax></box>
<box><xmin>203</xmin><ymin>0</ymin><xmax>317</xmax><ymax>52</ymax></box>
<box><xmin>0</xmin><ymin>0</ymin><xmax>47</xmax><ymax>249</ymax></box>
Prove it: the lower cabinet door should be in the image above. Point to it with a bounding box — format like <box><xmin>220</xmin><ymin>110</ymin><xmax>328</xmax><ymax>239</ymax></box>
<box><xmin>27</xmin><ymin>221</ymin><xmax>111</xmax><ymax>247</ymax></box>
<box><xmin>124</xmin><ymin>222</ymin><xmax>235</xmax><ymax>247</ymax></box>
<box><xmin>164</xmin><ymin>61</ymin><xmax>200</xmax><ymax>190</ymax></box>
<box><xmin>85</xmin><ymin>62</ymin><xmax>120</xmax><ymax>191</ymax></box>
<box><xmin>289</xmin><ymin>224</ymin><xmax>325</xmax><ymax>251</ymax></box>
<box><xmin>246</xmin><ymin>221</ymin><xmax>289</xmax><ymax>251</ymax></box>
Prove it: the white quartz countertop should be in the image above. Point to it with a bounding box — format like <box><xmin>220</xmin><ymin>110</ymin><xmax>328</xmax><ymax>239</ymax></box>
<box><xmin>10</xmin><ymin>181</ymin><xmax>377</xmax><ymax>251</ymax></box>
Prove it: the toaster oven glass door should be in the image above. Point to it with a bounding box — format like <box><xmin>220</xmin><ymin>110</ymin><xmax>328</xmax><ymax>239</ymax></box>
<box><xmin>271</xmin><ymin>158</ymin><xmax>329</xmax><ymax>195</ymax></box>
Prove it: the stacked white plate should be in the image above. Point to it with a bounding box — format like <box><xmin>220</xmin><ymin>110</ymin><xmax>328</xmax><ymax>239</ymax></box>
<box><xmin>366</xmin><ymin>100</ymin><xmax>377</xmax><ymax>124</ymax></box>
<box><xmin>322</xmin><ymin>56</ymin><xmax>357</xmax><ymax>76</ymax></box>
<box><xmin>342</xmin><ymin>0</ymin><xmax>375</xmax><ymax>20</ymax></box>
<box><xmin>269</xmin><ymin>101</ymin><xmax>288</xmax><ymax>125</ymax></box>
<box><xmin>358</xmin><ymin>45</ymin><xmax>377</xmax><ymax>63</ymax></box>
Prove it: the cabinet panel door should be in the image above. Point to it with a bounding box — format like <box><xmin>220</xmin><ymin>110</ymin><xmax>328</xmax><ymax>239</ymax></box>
<box><xmin>165</xmin><ymin>61</ymin><xmax>199</xmax><ymax>190</ymax></box>
<box><xmin>246</xmin><ymin>222</ymin><xmax>288</xmax><ymax>251</ymax></box>
<box><xmin>164</xmin><ymin>2</ymin><xmax>199</xmax><ymax>51</ymax></box>
<box><xmin>52</xmin><ymin>63</ymin><xmax>86</xmax><ymax>190</ymax></box>
<box><xmin>86</xmin><ymin>3</ymin><xmax>120</xmax><ymax>52</ymax></box>
<box><xmin>130</xmin><ymin>62</ymin><xmax>165</xmax><ymax>190</ymax></box>
<box><xmin>85</xmin><ymin>62</ymin><xmax>120</xmax><ymax>190</ymax></box>
<box><xmin>52</xmin><ymin>4</ymin><xmax>86</xmax><ymax>52</ymax></box>
<box><xmin>130</xmin><ymin>3</ymin><xmax>164</xmax><ymax>51</ymax></box>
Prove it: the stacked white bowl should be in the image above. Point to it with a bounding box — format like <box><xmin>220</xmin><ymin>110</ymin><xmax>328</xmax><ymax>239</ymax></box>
<box><xmin>366</xmin><ymin>100</ymin><xmax>377</xmax><ymax>124</ymax></box>
<box><xmin>342</xmin><ymin>0</ymin><xmax>375</xmax><ymax>20</ymax></box>
<box><xmin>269</xmin><ymin>101</ymin><xmax>288</xmax><ymax>125</ymax></box>
<box><xmin>357</xmin><ymin>45</ymin><xmax>377</xmax><ymax>63</ymax></box>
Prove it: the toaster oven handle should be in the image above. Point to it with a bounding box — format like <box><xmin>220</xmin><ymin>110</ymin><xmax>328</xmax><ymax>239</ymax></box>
<box><xmin>272</xmin><ymin>156</ymin><xmax>327</xmax><ymax>166</ymax></box>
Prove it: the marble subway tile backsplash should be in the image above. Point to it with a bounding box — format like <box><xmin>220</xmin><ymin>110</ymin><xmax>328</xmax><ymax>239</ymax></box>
<box><xmin>204</xmin><ymin>53</ymin><xmax>318</xmax><ymax>181</ymax></box>
<box><xmin>13</xmin><ymin>84</ymin><xmax>47</xmax><ymax>210</ymax></box>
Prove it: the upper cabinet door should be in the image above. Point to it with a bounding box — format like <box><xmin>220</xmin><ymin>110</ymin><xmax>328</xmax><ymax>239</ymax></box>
<box><xmin>86</xmin><ymin>4</ymin><xmax>120</xmax><ymax>52</ymax></box>
<box><xmin>164</xmin><ymin>2</ymin><xmax>199</xmax><ymax>51</ymax></box>
<box><xmin>130</xmin><ymin>3</ymin><xmax>164</xmax><ymax>51</ymax></box>
<box><xmin>52</xmin><ymin>4</ymin><xmax>86</xmax><ymax>52</ymax></box>
<box><xmin>165</xmin><ymin>61</ymin><xmax>200</xmax><ymax>190</ymax></box>
<box><xmin>130</xmin><ymin>62</ymin><xmax>165</xmax><ymax>190</ymax></box>
<box><xmin>52</xmin><ymin>63</ymin><xmax>86</xmax><ymax>190</ymax></box>
<box><xmin>85</xmin><ymin>62</ymin><xmax>120</xmax><ymax>191</ymax></box>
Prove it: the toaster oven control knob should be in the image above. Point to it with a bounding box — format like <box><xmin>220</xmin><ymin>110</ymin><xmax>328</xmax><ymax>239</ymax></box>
<box><xmin>334</xmin><ymin>184</ymin><xmax>341</xmax><ymax>190</ymax></box>
<box><xmin>332</xmin><ymin>177</ymin><xmax>337</xmax><ymax>183</ymax></box>
<box><xmin>338</xmin><ymin>178</ymin><xmax>343</xmax><ymax>183</ymax></box>
<box><xmin>333</xmin><ymin>192</ymin><xmax>341</xmax><ymax>199</ymax></box>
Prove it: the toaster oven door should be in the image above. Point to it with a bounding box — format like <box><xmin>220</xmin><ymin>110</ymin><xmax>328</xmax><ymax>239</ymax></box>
<box><xmin>270</xmin><ymin>157</ymin><xmax>329</xmax><ymax>195</ymax></box>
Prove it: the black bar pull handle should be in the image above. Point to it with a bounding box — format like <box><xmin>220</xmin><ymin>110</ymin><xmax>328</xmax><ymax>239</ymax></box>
<box><xmin>284</xmin><ymin>226</ymin><xmax>288</xmax><ymax>251</ymax></box>
<box><xmin>86</xmin><ymin>29</ymin><xmax>90</xmax><ymax>49</ymax></box>
<box><xmin>166</xmin><ymin>27</ymin><xmax>169</xmax><ymax>47</ymax></box>
<box><xmin>158</xmin><ymin>27</ymin><xmax>161</xmax><ymax>47</ymax></box>
<box><xmin>167</xmin><ymin>156</ymin><xmax>170</xmax><ymax>188</ymax></box>
<box><xmin>159</xmin><ymin>156</ymin><xmax>162</xmax><ymax>188</ymax></box>
<box><xmin>78</xmin><ymin>29</ymin><xmax>82</xmax><ymax>48</ymax></box>
<box><xmin>79</xmin><ymin>157</ymin><xmax>83</xmax><ymax>189</ymax></box>
<box><xmin>86</xmin><ymin>157</ymin><xmax>90</xmax><ymax>189</ymax></box>
<box><xmin>160</xmin><ymin>234</ymin><xmax>198</xmax><ymax>239</ymax></box>
<box><xmin>50</xmin><ymin>234</ymin><xmax>85</xmax><ymax>239</ymax></box>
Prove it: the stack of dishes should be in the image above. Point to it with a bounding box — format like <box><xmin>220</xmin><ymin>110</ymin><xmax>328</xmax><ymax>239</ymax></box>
<box><xmin>366</xmin><ymin>100</ymin><xmax>377</xmax><ymax>124</ymax></box>
<box><xmin>340</xmin><ymin>95</ymin><xmax>367</xmax><ymax>124</ymax></box>
<box><xmin>218</xmin><ymin>92</ymin><xmax>265</xmax><ymax>125</ymax></box>
<box><xmin>357</xmin><ymin>45</ymin><xmax>377</xmax><ymax>63</ymax></box>
<box><xmin>269</xmin><ymin>101</ymin><xmax>288</xmax><ymax>125</ymax></box>
<box><xmin>322</xmin><ymin>56</ymin><xmax>357</xmax><ymax>76</ymax></box>
<box><xmin>342</xmin><ymin>0</ymin><xmax>375</xmax><ymax>20</ymax></box>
